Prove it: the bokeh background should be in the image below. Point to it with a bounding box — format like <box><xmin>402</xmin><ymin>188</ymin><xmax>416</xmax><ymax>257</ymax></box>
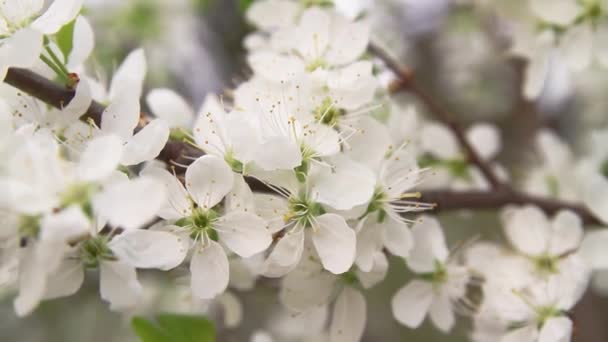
<box><xmin>2</xmin><ymin>0</ymin><xmax>608</xmax><ymax>341</ymax></box>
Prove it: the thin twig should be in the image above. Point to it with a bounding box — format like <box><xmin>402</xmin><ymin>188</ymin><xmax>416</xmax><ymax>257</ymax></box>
<box><xmin>369</xmin><ymin>43</ymin><xmax>505</xmax><ymax>190</ymax></box>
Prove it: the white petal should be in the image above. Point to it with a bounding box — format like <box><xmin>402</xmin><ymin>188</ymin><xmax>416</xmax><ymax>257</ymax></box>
<box><xmin>538</xmin><ymin>317</ymin><xmax>572</xmax><ymax>342</ymax></box>
<box><xmin>357</xmin><ymin>252</ymin><xmax>389</xmax><ymax>289</ymax></box>
<box><xmin>246</xmin><ymin>0</ymin><xmax>299</xmax><ymax>30</ymax></box>
<box><xmin>247</xmin><ymin>51</ymin><xmax>305</xmax><ymax>83</ymax></box>
<box><xmin>262</xmin><ymin>229</ymin><xmax>304</xmax><ymax>277</ymax></box>
<box><xmin>218</xmin><ymin>291</ymin><xmax>243</xmax><ymax>328</ymax></box>
<box><xmin>429</xmin><ymin>292</ymin><xmax>455</xmax><ymax>333</ymax></box>
<box><xmin>93</xmin><ymin>176</ymin><xmax>166</xmax><ymax>230</ymax></box>
<box><xmin>251</xmin><ymin>331</ymin><xmax>274</xmax><ymax>342</ymax></box>
<box><xmin>0</xmin><ymin>29</ymin><xmax>43</xmax><ymax>81</ymax></box>
<box><xmin>226</xmin><ymin>174</ymin><xmax>255</xmax><ymax>213</ymax></box>
<box><xmin>311</xmin><ymin>213</ymin><xmax>356</xmax><ymax>274</ymax></box>
<box><xmin>420</xmin><ymin>123</ymin><xmax>459</xmax><ymax>159</ymax></box>
<box><xmin>548</xmin><ymin>210</ymin><xmax>582</xmax><ymax>256</ymax></box>
<box><xmin>216</xmin><ymin>211</ymin><xmax>272</xmax><ymax>258</ymax></box>
<box><xmin>381</xmin><ymin>145</ymin><xmax>420</xmax><ymax>198</ymax></box>
<box><xmin>324</xmin><ymin>14</ymin><xmax>370</xmax><ymax>66</ymax></box>
<box><xmin>190</xmin><ymin>240</ymin><xmax>229</xmax><ymax>299</ymax></box>
<box><xmin>99</xmin><ymin>260</ymin><xmax>141</xmax><ymax>311</ymax></box>
<box><xmin>253</xmin><ymin>193</ymin><xmax>290</xmax><ymax>234</ymax></box>
<box><xmin>31</xmin><ymin>0</ymin><xmax>83</xmax><ymax>34</ymax></box>
<box><xmin>580</xmin><ymin>229</ymin><xmax>608</xmax><ymax>269</ymax></box>
<box><xmin>330</xmin><ymin>287</ymin><xmax>366</xmax><ymax>342</ymax></box>
<box><xmin>407</xmin><ymin>216</ymin><xmax>449</xmax><ymax>273</ymax></box>
<box><xmin>140</xmin><ymin>167</ymin><xmax>191</xmax><ymax>220</ymax></box>
<box><xmin>328</xmin><ymin>61</ymin><xmax>378</xmax><ymax>110</ymax></box>
<box><xmin>109</xmin><ymin>48</ymin><xmax>146</xmax><ymax>100</ymax></box>
<box><xmin>466</xmin><ymin>123</ymin><xmax>501</xmax><ymax>160</ymax></box>
<box><xmin>120</xmin><ymin>119</ymin><xmax>170</xmax><ymax>165</ymax></box>
<box><xmin>109</xmin><ymin>230</ymin><xmax>187</xmax><ymax>270</ymax></box>
<box><xmin>296</xmin><ymin>8</ymin><xmax>330</xmax><ymax>62</ymax></box>
<box><xmin>77</xmin><ymin>134</ymin><xmax>122</xmax><ymax>181</ymax></box>
<box><xmin>355</xmin><ymin>219</ymin><xmax>383</xmax><ymax>272</ymax></box>
<box><xmin>192</xmin><ymin>93</ymin><xmax>228</xmax><ymax>156</ymax></box>
<box><xmin>44</xmin><ymin>257</ymin><xmax>84</xmax><ymax>299</ymax></box>
<box><xmin>300</xmin><ymin>122</ymin><xmax>340</xmax><ymax>157</ymax></box>
<box><xmin>504</xmin><ymin>206</ymin><xmax>550</xmax><ymax>256</ymax></box>
<box><xmin>312</xmin><ymin>156</ymin><xmax>375</xmax><ymax>210</ymax></box>
<box><xmin>146</xmin><ymin>88</ymin><xmax>194</xmax><ymax>128</ymax></box>
<box><xmin>100</xmin><ymin>92</ymin><xmax>140</xmax><ymax>140</ymax></box>
<box><xmin>391</xmin><ymin>280</ymin><xmax>434</xmax><ymax>328</ymax></box>
<box><xmin>67</xmin><ymin>16</ymin><xmax>94</xmax><ymax>69</ymax></box>
<box><xmin>530</xmin><ymin>0</ymin><xmax>581</xmax><ymax>26</ymax></box>
<box><xmin>14</xmin><ymin>245</ymin><xmax>47</xmax><ymax>317</ymax></box>
<box><xmin>560</xmin><ymin>24</ymin><xmax>592</xmax><ymax>71</ymax></box>
<box><xmin>60</xmin><ymin>77</ymin><xmax>92</xmax><ymax>124</ymax></box>
<box><xmin>501</xmin><ymin>325</ymin><xmax>539</xmax><ymax>342</ymax></box>
<box><xmin>344</xmin><ymin>116</ymin><xmax>392</xmax><ymax>170</ymax></box>
<box><xmin>582</xmin><ymin>172</ymin><xmax>608</xmax><ymax>225</ymax></box>
<box><xmin>254</xmin><ymin>135</ymin><xmax>302</xmax><ymax>171</ymax></box>
<box><xmin>524</xmin><ymin>53</ymin><xmax>550</xmax><ymax>100</ymax></box>
<box><xmin>382</xmin><ymin>219</ymin><xmax>413</xmax><ymax>258</ymax></box>
<box><xmin>280</xmin><ymin>266</ymin><xmax>336</xmax><ymax>311</ymax></box>
<box><xmin>185</xmin><ymin>155</ymin><xmax>234</xmax><ymax>209</ymax></box>
<box><xmin>39</xmin><ymin>205</ymin><xmax>90</xmax><ymax>244</ymax></box>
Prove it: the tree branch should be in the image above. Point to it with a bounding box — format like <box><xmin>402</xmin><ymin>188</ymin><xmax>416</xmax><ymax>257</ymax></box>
<box><xmin>369</xmin><ymin>43</ymin><xmax>505</xmax><ymax>190</ymax></box>
<box><xmin>3</xmin><ymin>67</ymin><xmax>602</xmax><ymax>225</ymax></box>
<box><xmin>4</xmin><ymin>68</ymin><xmax>105</xmax><ymax>126</ymax></box>
<box><xmin>421</xmin><ymin>189</ymin><xmax>601</xmax><ymax>225</ymax></box>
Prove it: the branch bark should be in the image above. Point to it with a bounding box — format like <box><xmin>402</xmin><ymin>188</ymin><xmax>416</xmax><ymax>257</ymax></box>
<box><xmin>369</xmin><ymin>43</ymin><xmax>505</xmax><ymax>190</ymax></box>
<box><xmin>3</xmin><ymin>67</ymin><xmax>603</xmax><ymax>225</ymax></box>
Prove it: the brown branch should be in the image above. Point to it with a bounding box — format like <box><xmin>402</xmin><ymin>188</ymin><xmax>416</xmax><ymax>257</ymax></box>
<box><xmin>369</xmin><ymin>43</ymin><xmax>505</xmax><ymax>190</ymax></box>
<box><xmin>4</xmin><ymin>68</ymin><xmax>105</xmax><ymax>126</ymax></box>
<box><xmin>421</xmin><ymin>189</ymin><xmax>602</xmax><ymax>225</ymax></box>
<box><xmin>3</xmin><ymin>67</ymin><xmax>603</xmax><ymax>225</ymax></box>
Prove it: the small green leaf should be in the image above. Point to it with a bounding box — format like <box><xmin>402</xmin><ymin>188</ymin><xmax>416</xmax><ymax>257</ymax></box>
<box><xmin>56</xmin><ymin>19</ymin><xmax>76</xmax><ymax>61</ymax></box>
<box><xmin>132</xmin><ymin>314</ymin><xmax>216</xmax><ymax>342</ymax></box>
<box><xmin>238</xmin><ymin>0</ymin><xmax>255</xmax><ymax>13</ymax></box>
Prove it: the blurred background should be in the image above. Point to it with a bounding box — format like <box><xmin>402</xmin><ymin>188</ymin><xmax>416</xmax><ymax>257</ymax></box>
<box><xmin>3</xmin><ymin>0</ymin><xmax>608</xmax><ymax>341</ymax></box>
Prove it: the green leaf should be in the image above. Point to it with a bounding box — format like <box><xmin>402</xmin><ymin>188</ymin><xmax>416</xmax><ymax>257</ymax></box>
<box><xmin>132</xmin><ymin>314</ymin><xmax>216</xmax><ymax>342</ymax></box>
<box><xmin>55</xmin><ymin>19</ymin><xmax>76</xmax><ymax>61</ymax></box>
<box><xmin>238</xmin><ymin>0</ymin><xmax>255</xmax><ymax>13</ymax></box>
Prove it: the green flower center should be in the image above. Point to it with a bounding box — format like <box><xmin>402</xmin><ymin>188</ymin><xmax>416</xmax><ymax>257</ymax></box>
<box><xmin>313</xmin><ymin>97</ymin><xmax>344</xmax><ymax>126</ymax></box>
<box><xmin>286</xmin><ymin>194</ymin><xmax>325</xmax><ymax>228</ymax></box>
<box><xmin>305</xmin><ymin>58</ymin><xmax>328</xmax><ymax>72</ymax></box>
<box><xmin>80</xmin><ymin>236</ymin><xmax>115</xmax><ymax>268</ymax></box>
<box><xmin>301</xmin><ymin>0</ymin><xmax>334</xmax><ymax>8</ymax></box>
<box><xmin>61</xmin><ymin>183</ymin><xmax>99</xmax><ymax>218</ymax></box>
<box><xmin>420</xmin><ymin>260</ymin><xmax>448</xmax><ymax>285</ymax></box>
<box><xmin>534</xmin><ymin>254</ymin><xmax>559</xmax><ymax>274</ymax></box>
<box><xmin>536</xmin><ymin>306</ymin><xmax>562</xmax><ymax>327</ymax></box>
<box><xmin>176</xmin><ymin>208</ymin><xmax>219</xmax><ymax>241</ymax></box>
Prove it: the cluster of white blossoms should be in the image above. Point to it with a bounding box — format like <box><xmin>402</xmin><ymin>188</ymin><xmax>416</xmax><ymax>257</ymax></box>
<box><xmin>2</xmin><ymin>1</ymin><xmax>608</xmax><ymax>342</ymax></box>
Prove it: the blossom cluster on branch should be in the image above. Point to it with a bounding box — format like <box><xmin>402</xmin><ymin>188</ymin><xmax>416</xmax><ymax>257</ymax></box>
<box><xmin>2</xmin><ymin>1</ymin><xmax>608</xmax><ymax>342</ymax></box>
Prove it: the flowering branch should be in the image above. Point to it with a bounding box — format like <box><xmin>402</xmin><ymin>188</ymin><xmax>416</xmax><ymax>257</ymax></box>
<box><xmin>420</xmin><ymin>189</ymin><xmax>601</xmax><ymax>225</ymax></box>
<box><xmin>3</xmin><ymin>67</ymin><xmax>602</xmax><ymax>226</ymax></box>
<box><xmin>369</xmin><ymin>43</ymin><xmax>505</xmax><ymax>190</ymax></box>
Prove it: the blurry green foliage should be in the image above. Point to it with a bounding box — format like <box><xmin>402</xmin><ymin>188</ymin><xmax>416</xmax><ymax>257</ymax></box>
<box><xmin>132</xmin><ymin>314</ymin><xmax>216</xmax><ymax>342</ymax></box>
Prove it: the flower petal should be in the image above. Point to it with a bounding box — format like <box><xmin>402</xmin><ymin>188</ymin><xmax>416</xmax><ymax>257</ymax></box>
<box><xmin>43</xmin><ymin>257</ymin><xmax>84</xmax><ymax>300</ymax></box>
<box><xmin>312</xmin><ymin>213</ymin><xmax>356</xmax><ymax>274</ymax></box>
<box><xmin>262</xmin><ymin>229</ymin><xmax>304</xmax><ymax>277</ymax></box>
<box><xmin>330</xmin><ymin>287</ymin><xmax>366</xmax><ymax>342</ymax></box>
<box><xmin>548</xmin><ymin>210</ymin><xmax>582</xmax><ymax>256</ymax></box>
<box><xmin>407</xmin><ymin>216</ymin><xmax>449</xmax><ymax>273</ymax></box>
<box><xmin>429</xmin><ymin>291</ymin><xmax>455</xmax><ymax>333</ymax></box>
<box><xmin>31</xmin><ymin>0</ymin><xmax>83</xmax><ymax>34</ymax></box>
<box><xmin>216</xmin><ymin>211</ymin><xmax>272</xmax><ymax>258</ymax></box>
<box><xmin>109</xmin><ymin>230</ymin><xmax>187</xmax><ymax>270</ymax></box>
<box><xmin>581</xmin><ymin>229</ymin><xmax>608</xmax><ymax>269</ymax></box>
<box><xmin>99</xmin><ymin>260</ymin><xmax>141</xmax><ymax>311</ymax></box>
<box><xmin>140</xmin><ymin>167</ymin><xmax>191</xmax><ymax>220</ymax></box>
<box><xmin>185</xmin><ymin>155</ymin><xmax>234</xmax><ymax>209</ymax></box>
<box><xmin>120</xmin><ymin>119</ymin><xmax>170</xmax><ymax>165</ymax></box>
<box><xmin>77</xmin><ymin>134</ymin><xmax>122</xmax><ymax>181</ymax></box>
<box><xmin>391</xmin><ymin>280</ymin><xmax>434</xmax><ymax>328</ymax></box>
<box><xmin>93</xmin><ymin>176</ymin><xmax>166</xmax><ymax>230</ymax></box>
<box><xmin>190</xmin><ymin>240</ymin><xmax>229</xmax><ymax>299</ymax></box>
<box><xmin>324</xmin><ymin>14</ymin><xmax>370</xmax><ymax>66</ymax></box>
<box><xmin>147</xmin><ymin>88</ymin><xmax>194</xmax><ymax>128</ymax></box>
<box><xmin>67</xmin><ymin>16</ymin><xmax>94</xmax><ymax>69</ymax></box>
<box><xmin>538</xmin><ymin>317</ymin><xmax>572</xmax><ymax>342</ymax></box>
<box><xmin>466</xmin><ymin>123</ymin><xmax>501</xmax><ymax>160</ymax></box>
<box><xmin>109</xmin><ymin>48</ymin><xmax>146</xmax><ymax>100</ymax></box>
<box><xmin>503</xmin><ymin>206</ymin><xmax>551</xmax><ymax>256</ymax></box>
<box><xmin>382</xmin><ymin>219</ymin><xmax>413</xmax><ymax>258</ymax></box>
